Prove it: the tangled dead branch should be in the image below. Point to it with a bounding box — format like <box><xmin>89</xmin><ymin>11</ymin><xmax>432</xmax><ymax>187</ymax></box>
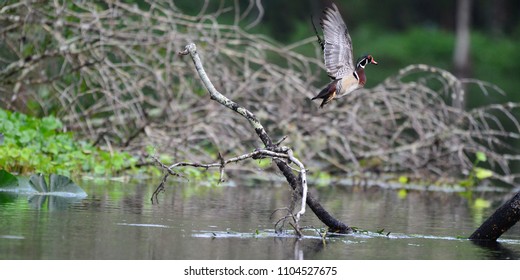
<box><xmin>329</xmin><ymin>64</ymin><xmax>520</xmax><ymax>185</ymax></box>
<box><xmin>2</xmin><ymin>1</ymin><xmax>520</xmax><ymax>187</ymax></box>
<box><xmin>0</xmin><ymin>0</ymin><xmax>320</xmax><ymax>166</ymax></box>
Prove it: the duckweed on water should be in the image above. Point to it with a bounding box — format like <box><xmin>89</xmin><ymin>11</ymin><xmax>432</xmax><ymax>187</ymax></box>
<box><xmin>0</xmin><ymin>109</ymin><xmax>137</xmax><ymax>177</ymax></box>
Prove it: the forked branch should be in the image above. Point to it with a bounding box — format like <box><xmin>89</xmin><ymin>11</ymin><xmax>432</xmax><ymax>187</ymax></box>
<box><xmin>153</xmin><ymin>43</ymin><xmax>351</xmax><ymax>234</ymax></box>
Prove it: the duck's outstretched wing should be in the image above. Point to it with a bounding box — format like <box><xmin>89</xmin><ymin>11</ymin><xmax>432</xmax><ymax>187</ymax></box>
<box><xmin>320</xmin><ymin>3</ymin><xmax>354</xmax><ymax>79</ymax></box>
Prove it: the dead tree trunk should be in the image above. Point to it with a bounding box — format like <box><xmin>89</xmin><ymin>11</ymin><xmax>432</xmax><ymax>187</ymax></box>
<box><xmin>179</xmin><ymin>43</ymin><xmax>352</xmax><ymax>234</ymax></box>
<box><xmin>453</xmin><ymin>0</ymin><xmax>472</xmax><ymax>109</ymax></box>
<box><xmin>274</xmin><ymin>161</ymin><xmax>352</xmax><ymax>233</ymax></box>
<box><xmin>469</xmin><ymin>191</ymin><xmax>520</xmax><ymax>240</ymax></box>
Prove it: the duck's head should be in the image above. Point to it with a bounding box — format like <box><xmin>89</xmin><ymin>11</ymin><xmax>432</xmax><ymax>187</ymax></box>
<box><xmin>356</xmin><ymin>55</ymin><xmax>378</xmax><ymax>69</ymax></box>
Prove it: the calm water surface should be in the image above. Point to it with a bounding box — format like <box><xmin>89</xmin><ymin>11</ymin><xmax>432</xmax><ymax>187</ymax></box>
<box><xmin>0</xmin><ymin>178</ymin><xmax>519</xmax><ymax>259</ymax></box>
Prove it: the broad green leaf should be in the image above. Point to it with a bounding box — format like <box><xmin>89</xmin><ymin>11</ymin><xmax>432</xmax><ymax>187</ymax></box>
<box><xmin>18</xmin><ymin>133</ymin><xmax>32</xmax><ymax>144</ymax></box>
<box><xmin>2</xmin><ymin>121</ymin><xmax>14</xmax><ymax>132</ymax></box>
<box><xmin>41</xmin><ymin>116</ymin><xmax>63</xmax><ymax>131</ymax></box>
<box><xmin>49</xmin><ymin>174</ymin><xmax>87</xmax><ymax>195</ymax></box>
<box><xmin>46</xmin><ymin>142</ymin><xmax>59</xmax><ymax>155</ymax></box>
<box><xmin>474</xmin><ymin>167</ymin><xmax>493</xmax><ymax>180</ymax></box>
<box><xmin>0</xmin><ymin>170</ymin><xmax>18</xmax><ymax>189</ymax></box>
<box><xmin>29</xmin><ymin>174</ymin><xmax>48</xmax><ymax>193</ymax></box>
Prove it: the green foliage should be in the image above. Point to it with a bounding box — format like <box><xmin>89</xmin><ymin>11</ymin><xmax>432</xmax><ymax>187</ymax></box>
<box><xmin>474</xmin><ymin>167</ymin><xmax>493</xmax><ymax>180</ymax></box>
<box><xmin>471</xmin><ymin>152</ymin><xmax>493</xmax><ymax>180</ymax></box>
<box><xmin>459</xmin><ymin>151</ymin><xmax>493</xmax><ymax>188</ymax></box>
<box><xmin>0</xmin><ymin>169</ymin><xmax>18</xmax><ymax>189</ymax></box>
<box><xmin>0</xmin><ymin>109</ymin><xmax>137</xmax><ymax>177</ymax></box>
<box><xmin>475</xmin><ymin>151</ymin><xmax>487</xmax><ymax>162</ymax></box>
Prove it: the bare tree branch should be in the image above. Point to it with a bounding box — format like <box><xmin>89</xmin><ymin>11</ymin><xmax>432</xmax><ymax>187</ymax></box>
<box><xmin>158</xmin><ymin>43</ymin><xmax>345</xmax><ymax>234</ymax></box>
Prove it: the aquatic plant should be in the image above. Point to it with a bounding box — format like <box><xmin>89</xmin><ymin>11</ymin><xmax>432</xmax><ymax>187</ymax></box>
<box><xmin>0</xmin><ymin>169</ymin><xmax>18</xmax><ymax>190</ymax></box>
<box><xmin>459</xmin><ymin>151</ymin><xmax>494</xmax><ymax>188</ymax></box>
<box><xmin>0</xmin><ymin>169</ymin><xmax>86</xmax><ymax>197</ymax></box>
<box><xmin>0</xmin><ymin>109</ymin><xmax>137</xmax><ymax>177</ymax></box>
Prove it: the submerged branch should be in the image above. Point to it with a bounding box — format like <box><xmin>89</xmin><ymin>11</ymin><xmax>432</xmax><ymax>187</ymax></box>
<box><xmin>469</xmin><ymin>191</ymin><xmax>520</xmax><ymax>241</ymax></box>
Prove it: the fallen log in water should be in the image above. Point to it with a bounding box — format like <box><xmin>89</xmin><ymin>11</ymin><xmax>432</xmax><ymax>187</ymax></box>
<box><xmin>469</xmin><ymin>190</ymin><xmax>520</xmax><ymax>241</ymax></box>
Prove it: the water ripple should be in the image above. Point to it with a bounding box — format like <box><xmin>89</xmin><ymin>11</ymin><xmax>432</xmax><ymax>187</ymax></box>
<box><xmin>116</xmin><ymin>223</ymin><xmax>170</xmax><ymax>228</ymax></box>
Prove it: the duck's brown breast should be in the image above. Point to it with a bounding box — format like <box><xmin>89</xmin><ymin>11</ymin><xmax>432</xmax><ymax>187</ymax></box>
<box><xmin>356</xmin><ymin>68</ymin><xmax>366</xmax><ymax>87</ymax></box>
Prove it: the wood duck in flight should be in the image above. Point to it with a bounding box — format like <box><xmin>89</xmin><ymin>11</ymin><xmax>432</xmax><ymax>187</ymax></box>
<box><xmin>312</xmin><ymin>3</ymin><xmax>378</xmax><ymax>108</ymax></box>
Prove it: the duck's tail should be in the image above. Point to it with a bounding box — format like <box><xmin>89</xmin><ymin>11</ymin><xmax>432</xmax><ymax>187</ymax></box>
<box><xmin>312</xmin><ymin>80</ymin><xmax>338</xmax><ymax>108</ymax></box>
<box><xmin>312</xmin><ymin>79</ymin><xmax>338</xmax><ymax>100</ymax></box>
